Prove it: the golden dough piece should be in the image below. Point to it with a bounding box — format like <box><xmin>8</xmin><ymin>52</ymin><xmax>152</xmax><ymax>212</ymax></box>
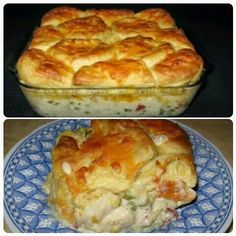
<box><xmin>151</xmin><ymin>49</ymin><xmax>204</xmax><ymax>87</ymax></box>
<box><xmin>113</xmin><ymin>35</ymin><xmax>160</xmax><ymax>59</ymax></box>
<box><xmin>86</xmin><ymin>9</ymin><xmax>134</xmax><ymax>26</ymax></box>
<box><xmin>112</xmin><ymin>17</ymin><xmax>161</xmax><ymax>40</ymax></box>
<box><xmin>91</xmin><ymin>119</ymin><xmax>197</xmax><ymax>188</ymax></box>
<box><xmin>41</xmin><ymin>6</ymin><xmax>85</xmax><ymax>26</ymax></box>
<box><xmin>142</xmin><ymin>43</ymin><xmax>175</xmax><ymax>67</ymax></box>
<box><xmin>17</xmin><ymin>7</ymin><xmax>204</xmax><ymax>88</ymax></box>
<box><xmin>58</xmin><ymin>16</ymin><xmax>111</xmax><ymax>41</ymax></box>
<box><xmin>52</xmin><ymin>126</ymin><xmax>157</xmax><ymax>195</ymax></box>
<box><xmin>29</xmin><ymin>26</ymin><xmax>63</xmax><ymax>51</ymax></box>
<box><xmin>73</xmin><ymin>59</ymin><xmax>155</xmax><ymax>87</ymax></box>
<box><xmin>91</xmin><ymin>119</ymin><xmax>192</xmax><ymax>154</ymax></box>
<box><xmin>47</xmin><ymin>39</ymin><xmax>114</xmax><ymax>71</ymax></box>
<box><xmin>16</xmin><ymin>48</ymin><xmax>74</xmax><ymax>88</ymax></box>
<box><xmin>137</xmin><ymin>119</ymin><xmax>193</xmax><ymax>154</ymax></box>
<box><xmin>135</xmin><ymin>8</ymin><xmax>176</xmax><ymax>29</ymax></box>
<box><xmin>156</xmin><ymin>28</ymin><xmax>194</xmax><ymax>50</ymax></box>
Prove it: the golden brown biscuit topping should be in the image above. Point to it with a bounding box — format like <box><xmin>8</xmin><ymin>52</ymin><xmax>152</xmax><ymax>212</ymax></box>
<box><xmin>17</xmin><ymin>7</ymin><xmax>204</xmax><ymax>88</ymax></box>
<box><xmin>135</xmin><ymin>8</ymin><xmax>175</xmax><ymax>28</ymax></box>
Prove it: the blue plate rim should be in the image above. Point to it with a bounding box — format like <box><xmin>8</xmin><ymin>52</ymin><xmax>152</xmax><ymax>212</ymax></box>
<box><xmin>178</xmin><ymin>122</ymin><xmax>233</xmax><ymax>233</ymax></box>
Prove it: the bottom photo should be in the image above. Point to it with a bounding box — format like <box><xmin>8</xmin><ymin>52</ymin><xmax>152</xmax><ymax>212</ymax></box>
<box><xmin>4</xmin><ymin>119</ymin><xmax>233</xmax><ymax>233</ymax></box>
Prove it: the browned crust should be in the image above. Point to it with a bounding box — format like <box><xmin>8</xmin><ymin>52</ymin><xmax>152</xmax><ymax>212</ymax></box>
<box><xmin>41</xmin><ymin>6</ymin><xmax>85</xmax><ymax>26</ymax></box>
<box><xmin>151</xmin><ymin>49</ymin><xmax>204</xmax><ymax>86</ymax></box>
<box><xmin>17</xmin><ymin>48</ymin><xmax>74</xmax><ymax>88</ymax></box>
<box><xmin>113</xmin><ymin>36</ymin><xmax>160</xmax><ymax>59</ymax></box>
<box><xmin>135</xmin><ymin>8</ymin><xmax>176</xmax><ymax>28</ymax></box>
<box><xmin>112</xmin><ymin>17</ymin><xmax>161</xmax><ymax>39</ymax></box>
<box><xmin>47</xmin><ymin>39</ymin><xmax>114</xmax><ymax>70</ymax></box>
<box><xmin>58</xmin><ymin>16</ymin><xmax>110</xmax><ymax>40</ymax></box>
<box><xmin>73</xmin><ymin>59</ymin><xmax>155</xmax><ymax>87</ymax></box>
<box><xmin>86</xmin><ymin>9</ymin><xmax>134</xmax><ymax>26</ymax></box>
<box><xmin>90</xmin><ymin>119</ymin><xmax>197</xmax><ymax>187</ymax></box>
<box><xmin>29</xmin><ymin>26</ymin><xmax>63</xmax><ymax>51</ymax></box>
<box><xmin>91</xmin><ymin>119</ymin><xmax>193</xmax><ymax>154</ymax></box>
<box><xmin>49</xmin><ymin>119</ymin><xmax>197</xmax><ymax>224</ymax></box>
<box><xmin>136</xmin><ymin>119</ymin><xmax>193</xmax><ymax>153</ymax></box>
<box><xmin>52</xmin><ymin>123</ymin><xmax>157</xmax><ymax>194</ymax></box>
<box><xmin>17</xmin><ymin>7</ymin><xmax>204</xmax><ymax>88</ymax></box>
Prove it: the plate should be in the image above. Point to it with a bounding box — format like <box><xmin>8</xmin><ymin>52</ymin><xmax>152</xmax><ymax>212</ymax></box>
<box><xmin>4</xmin><ymin>119</ymin><xmax>233</xmax><ymax>233</ymax></box>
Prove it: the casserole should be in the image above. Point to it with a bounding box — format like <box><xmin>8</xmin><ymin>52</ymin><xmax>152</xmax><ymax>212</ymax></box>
<box><xmin>16</xmin><ymin>7</ymin><xmax>204</xmax><ymax>116</ymax></box>
<box><xmin>43</xmin><ymin>119</ymin><xmax>197</xmax><ymax>232</ymax></box>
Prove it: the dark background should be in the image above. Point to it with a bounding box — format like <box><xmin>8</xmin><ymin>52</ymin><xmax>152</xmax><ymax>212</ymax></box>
<box><xmin>4</xmin><ymin>4</ymin><xmax>233</xmax><ymax>117</ymax></box>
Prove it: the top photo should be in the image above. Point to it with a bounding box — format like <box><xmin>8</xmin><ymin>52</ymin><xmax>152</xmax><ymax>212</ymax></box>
<box><xmin>4</xmin><ymin>4</ymin><xmax>233</xmax><ymax>117</ymax></box>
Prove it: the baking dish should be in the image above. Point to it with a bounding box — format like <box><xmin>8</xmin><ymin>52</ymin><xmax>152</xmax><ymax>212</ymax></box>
<box><xmin>15</xmin><ymin>7</ymin><xmax>209</xmax><ymax>117</ymax></box>
<box><xmin>19</xmin><ymin>81</ymin><xmax>202</xmax><ymax>117</ymax></box>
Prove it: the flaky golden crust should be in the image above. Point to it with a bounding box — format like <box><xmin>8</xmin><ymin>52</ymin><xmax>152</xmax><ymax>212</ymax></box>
<box><xmin>86</xmin><ymin>9</ymin><xmax>134</xmax><ymax>26</ymax></box>
<box><xmin>151</xmin><ymin>49</ymin><xmax>204</xmax><ymax>86</ymax></box>
<box><xmin>91</xmin><ymin>119</ymin><xmax>193</xmax><ymax>155</ymax></box>
<box><xmin>58</xmin><ymin>16</ymin><xmax>111</xmax><ymax>40</ymax></box>
<box><xmin>41</xmin><ymin>6</ymin><xmax>85</xmax><ymax>26</ymax></box>
<box><xmin>46</xmin><ymin>120</ymin><xmax>197</xmax><ymax>227</ymax></box>
<box><xmin>90</xmin><ymin>120</ymin><xmax>197</xmax><ymax>188</ymax></box>
<box><xmin>16</xmin><ymin>48</ymin><xmax>74</xmax><ymax>88</ymax></box>
<box><xmin>156</xmin><ymin>28</ymin><xmax>194</xmax><ymax>50</ymax></box>
<box><xmin>29</xmin><ymin>26</ymin><xmax>63</xmax><ymax>51</ymax></box>
<box><xmin>73</xmin><ymin>59</ymin><xmax>155</xmax><ymax>87</ymax></box>
<box><xmin>112</xmin><ymin>17</ymin><xmax>161</xmax><ymax>40</ymax></box>
<box><xmin>135</xmin><ymin>8</ymin><xmax>175</xmax><ymax>29</ymax></box>
<box><xmin>136</xmin><ymin>120</ymin><xmax>193</xmax><ymax>154</ymax></box>
<box><xmin>52</xmin><ymin>124</ymin><xmax>157</xmax><ymax>195</ymax></box>
<box><xmin>47</xmin><ymin>39</ymin><xmax>114</xmax><ymax>70</ymax></box>
<box><xmin>17</xmin><ymin>7</ymin><xmax>203</xmax><ymax>88</ymax></box>
<box><xmin>113</xmin><ymin>36</ymin><xmax>160</xmax><ymax>59</ymax></box>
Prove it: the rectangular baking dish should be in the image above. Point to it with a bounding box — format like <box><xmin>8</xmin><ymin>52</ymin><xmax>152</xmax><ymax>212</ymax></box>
<box><xmin>14</xmin><ymin>7</ymin><xmax>212</xmax><ymax>117</ymax></box>
<box><xmin>17</xmin><ymin>28</ymin><xmax>210</xmax><ymax>117</ymax></box>
<box><xmin>19</xmin><ymin>81</ymin><xmax>202</xmax><ymax>117</ymax></box>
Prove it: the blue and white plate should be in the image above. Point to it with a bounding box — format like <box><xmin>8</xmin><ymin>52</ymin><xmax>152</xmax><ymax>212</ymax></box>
<box><xmin>4</xmin><ymin>120</ymin><xmax>233</xmax><ymax>233</ymax></box>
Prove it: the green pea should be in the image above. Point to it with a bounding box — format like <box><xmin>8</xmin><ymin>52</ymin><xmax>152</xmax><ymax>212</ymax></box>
<box><xmin>122</xmin><ymin>191</ymin><xmax>133</xmax><ymax>200</ymax></box>
<box><xmin>127</xmin><ymin>201</ymin><xmax>137</xmax><ymax>211</ymax></box>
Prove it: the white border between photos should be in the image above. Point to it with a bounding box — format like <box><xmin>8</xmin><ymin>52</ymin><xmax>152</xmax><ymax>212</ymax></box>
<box><xmin>0</xmin><ymin>0</ymin><xmax>235</xmax><ymax>236</ymax></box>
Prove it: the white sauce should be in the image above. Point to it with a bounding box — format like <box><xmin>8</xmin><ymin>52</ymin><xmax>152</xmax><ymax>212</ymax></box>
<box><xmin>62</xmin><ymin>162</ymin><xmax>72</xmax><ymax>175</ymax></box>
<box><xmin>21</xmin><ymin>84</ymin><xmax>200</xmax><ymax>116</ymax></box>
<box><xmin>152</xmin><ymin>135</ymin><xmax>168</xmax><ymax>145</ymax></box>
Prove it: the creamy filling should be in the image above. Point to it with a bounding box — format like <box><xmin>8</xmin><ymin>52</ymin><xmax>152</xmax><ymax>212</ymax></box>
<box><xmin>46</xmin><ymin>190</ymin><xmax>178</xmax><ymax>233</ymax></box>
<box><xmin>20</xmin><ymin>84</ymin><xmax>200</xmax><ymax>117</ymax></box>
<box><xmin>22</xmin><ymin>96</ymin><xmax>192</xmax><ymax>117</ymax></box>
<box><xmin>44</xmin><ymin>165</ymin><xmax>181</xmax><ymax>233</ymax></box>
<box><xmin>43</xmin><ymin>126</ymin><xmax>195</xmax><ymax>232</ymax></box>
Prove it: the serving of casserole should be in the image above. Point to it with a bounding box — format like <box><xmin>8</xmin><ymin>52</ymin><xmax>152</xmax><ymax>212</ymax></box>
<box><xmin>16</xmin><ymin>7</ymin><xmax>204</xmax><ymax>116</ymax></box>
<box><xmin>43</xmin><ymin>119</ymin><xmax>197</xmax><ymax>232</ymax></box>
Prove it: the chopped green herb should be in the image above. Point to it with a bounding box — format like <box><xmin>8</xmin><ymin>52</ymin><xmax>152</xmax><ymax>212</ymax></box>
<box><xmin>141</xmin><ymin>110</ymin><xmax>146</xmax><ymax>115</ymax></box>
<box><xmin>122</xmin><ymin>191</ymin><xmax>133</xmax><ymax>200</ymax></box>
<box><xmin>159</xmin><ymin>108</ymin><xmax>165</xmax><ymax>115</ymax></box>
<box><xmin>127</xmin><ymin>201</ymin><xmax>137</xmax><ymax>211</ymax></box>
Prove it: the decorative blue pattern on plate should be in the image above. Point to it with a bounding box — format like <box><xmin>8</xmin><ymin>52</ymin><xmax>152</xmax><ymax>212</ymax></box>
<box><xmin>4</xmin><ymin>120</ymin><xmax>233</xmax><ymax>233</ymax></box>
